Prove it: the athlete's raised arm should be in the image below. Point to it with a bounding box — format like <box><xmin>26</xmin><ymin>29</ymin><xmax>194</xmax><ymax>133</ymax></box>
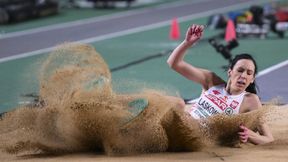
<box><xmin>167</xmin><ymin>24</ymin><xmax>224</xmax><ymax>90</ymax></box>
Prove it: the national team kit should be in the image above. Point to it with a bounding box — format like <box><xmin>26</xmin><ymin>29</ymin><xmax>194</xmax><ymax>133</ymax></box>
<box><xmin>186</xmin><ymin>84</ymin><xmax>246</xmax><ymax>119</ymax></box>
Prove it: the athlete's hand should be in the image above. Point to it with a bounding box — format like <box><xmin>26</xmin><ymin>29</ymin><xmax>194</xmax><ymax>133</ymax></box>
<box><xmin>238</xmin><ymin>124</ymin><xmax>251</xmax><ymax>143</ymax></box>
<box><xmin>184</xmin><ymin>24</ymin><xmax>204</xmax><ymax>46</ymax></box>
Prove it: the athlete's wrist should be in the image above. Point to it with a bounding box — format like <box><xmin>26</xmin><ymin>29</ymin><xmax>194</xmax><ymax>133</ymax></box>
<box><xmin>181</xmin><ymin>40</ymin><xmax>194</xmax><ymax>48</ymax></box>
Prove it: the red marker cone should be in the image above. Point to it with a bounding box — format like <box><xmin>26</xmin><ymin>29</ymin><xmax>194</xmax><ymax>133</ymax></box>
<box><xmin>170</xmin><ymin>18</ymin><xmax>180</xmax><ymax>40</ymax></box>
<box><xmin>225</xmin><ymin>19</ymin><xmax>236</xmax><ymax>42</ymax></box>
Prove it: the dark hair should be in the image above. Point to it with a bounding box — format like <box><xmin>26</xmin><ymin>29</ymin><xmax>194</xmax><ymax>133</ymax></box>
<box><xmin>229</xmin><ymin>53</ymin><xmax>258</xmax><ymax>94</ymax></box>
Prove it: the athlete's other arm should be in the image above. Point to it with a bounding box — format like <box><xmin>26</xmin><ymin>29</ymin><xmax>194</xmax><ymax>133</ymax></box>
<box><xmin>167</xmin><ymin>24</ymin><xmax>223</xmax><ymax>90</ymax></box>
<box><xmin>238</xmin><ymin>94</ymin><xmax>274</xmax><ymax>145</ymax></box>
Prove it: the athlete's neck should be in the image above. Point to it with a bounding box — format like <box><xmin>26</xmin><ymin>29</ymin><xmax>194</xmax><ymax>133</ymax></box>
<box><xmin>225</xmin><ymin>80</ymin><xmax>243</xmax><ymax>95</ymax></box>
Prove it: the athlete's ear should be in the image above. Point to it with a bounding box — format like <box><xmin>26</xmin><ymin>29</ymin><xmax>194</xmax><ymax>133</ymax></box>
<box><xmin>251</xmin><ymin>77</ymin><xmax>255</xmax><ymax>84</ymax></box>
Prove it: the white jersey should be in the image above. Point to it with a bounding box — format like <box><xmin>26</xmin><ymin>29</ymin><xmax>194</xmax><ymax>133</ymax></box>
<box><xmin>186</xmin><ymin>84</ymin><xmax>246</xmax><ymax>119</ymax></box>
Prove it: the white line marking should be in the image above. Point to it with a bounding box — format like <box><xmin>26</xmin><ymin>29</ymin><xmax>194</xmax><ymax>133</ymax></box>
<box><xmin>0</xmin><ymin>0</ymin><xmax>210</xmax><ymax>39</ymax></box>
<box><xmin>257</xmin><ymin>59</ymin><xmax>288</xmax><ymax>77</ymax></box>
<box><xmin>0</xmin><ymin>48</ymin><xmax>53</xmax><ymax>63</ymax></box>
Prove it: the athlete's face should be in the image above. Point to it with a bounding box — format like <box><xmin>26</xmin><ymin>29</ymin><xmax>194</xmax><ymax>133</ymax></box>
<box><xmin>228</xmin><ymin>59</ymin><xmax>255</xmax><ymax>94</ymax></box>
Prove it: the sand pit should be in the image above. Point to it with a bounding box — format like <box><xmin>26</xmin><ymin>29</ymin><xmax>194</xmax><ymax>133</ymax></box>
<box><xmin>1</xmin><ymin>43</ymin><xmax>288</xmax><ymax>162</ymax></box>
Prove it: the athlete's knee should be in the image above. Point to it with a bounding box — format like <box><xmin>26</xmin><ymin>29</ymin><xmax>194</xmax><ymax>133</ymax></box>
<box><xmin>174</xmin><ymin>97</ymin><xmax>186</xmax><ymax>110</ymax></box>
<box><xmin>180</xmin><ymin>99</ymin><xmax>186</xmax><ymax>109</ymax></box>
<box><xmin>166</xmin><ymin>96</ymin><xmax>185</xmax><ymax>110</ymax></box>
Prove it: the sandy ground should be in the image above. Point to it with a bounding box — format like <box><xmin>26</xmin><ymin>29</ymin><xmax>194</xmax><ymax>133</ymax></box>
<box><xmin>1</xmin><ymin>145</ymin><xmax>288</xmax><ymax>162</ymax></box>
<box><xmin>1</xmin><ymin>106</ymin><xmax>288</xmax><ymax>162</ymax></box>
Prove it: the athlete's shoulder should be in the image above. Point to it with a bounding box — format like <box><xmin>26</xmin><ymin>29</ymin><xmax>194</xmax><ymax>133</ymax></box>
<box><xmin>244</xmin><ymin>92</ymin><xmax>260</xmax><ymax>100</ymax></box>
<box><xmin>243</xmin><ymin>92</ymin><xmax>262</xmax><ymax>111</ymax></box>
